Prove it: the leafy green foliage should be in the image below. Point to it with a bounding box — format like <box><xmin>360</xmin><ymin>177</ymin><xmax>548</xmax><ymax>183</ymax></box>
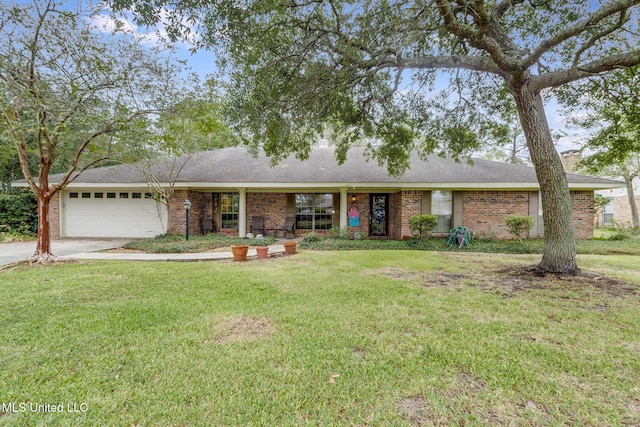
<box><xmin>409</xmin><ymin>214</ymin><xmax>439</xmax><ymax>239</ymax></box>
<box><xmin>504</xmin><ymin>215</ymin><xmax>535</xmax><ymax>243</ymax></box>
<box><xmin>0</xmin><ymin>192</ymin><xmax>36</xmax><ymax>234</ymax></box>
<box><xmin>300</xmin><ymin>232</ymin><xmax>322</xmax><ymax>243</ymax></box>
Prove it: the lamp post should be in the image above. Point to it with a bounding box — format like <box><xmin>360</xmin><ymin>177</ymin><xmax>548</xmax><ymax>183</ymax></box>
<box><xmin>183</xmin><ymin>199</ymin><xmax>192</xmax><ymax>240</ymax></box>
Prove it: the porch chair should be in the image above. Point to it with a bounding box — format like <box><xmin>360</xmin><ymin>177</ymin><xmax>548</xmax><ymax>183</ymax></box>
<box><xmin>250</xmin><ymin>216</ymin><xmax>266</xmax><ymax>236</ymax></box>
<box><xmin>282</xmin><ymin>216</ymin><xmax>296</xmax><ymax>239</ymax></box>
<box><xmin>201</xmin><ymin>218</ymin><xmax>215</xmax><ymax>235</ymax></box>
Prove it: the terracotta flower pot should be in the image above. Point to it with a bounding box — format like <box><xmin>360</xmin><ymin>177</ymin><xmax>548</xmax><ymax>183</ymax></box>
<box><xmin>231</xmin><ymin>244</ymin><xmax>249</xmax><ymax>261</ymax></box>
<box><xmin>283</xmin><ymin>241</ymin><xmax>297</xmax><ymax>254</ymax></box>
<box><xmin>255</xmin><ymin>246</ymin><xmax>269</xmax><ymax>259</ymax></box>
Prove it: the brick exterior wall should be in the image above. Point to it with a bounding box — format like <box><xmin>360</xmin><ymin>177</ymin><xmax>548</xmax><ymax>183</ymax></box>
<box><xmin>161</xmin><ymin>188</ymin><xmax>595</xmax><ymax>240</ymax></box>
<box><xmin>50</xmin><ymin>191</ymin><xmax>60</xmax><ymax>238</ymax></box>
<box><xmin>345</xmin><ymin>193</ymin><xmax>370</xmax><ymax>238</ymax></box>
<box><xmin>571</xmin><ymin>190</ymin><xmax>594</xmax><ymax>239</ymax></box>
<box><xmin>613</xmin><ymin>194</ymin><xmax>640</xmax><ymax>227</ymax></box>
<box><xmin>167</xmin><ymin>189</ymin><xmax>189</xmax><ymax>235</ymax></box>
<box><xmin>246</xmin><ymin>193</ymin><xmax>289</xmax><ymax>234</ymax></box>
<box><xmin>396</xmin><ymin>191</ymin><xmax>422</xmax><ymax>239</ymax></box>
<box><xmin>463</xmin><ymin>191</ymin><xmax>530</xmax><ymax>239</ymax></box>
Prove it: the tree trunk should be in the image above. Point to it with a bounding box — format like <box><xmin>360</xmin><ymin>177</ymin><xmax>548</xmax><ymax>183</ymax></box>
<box><xmin>624</xmin><ymin>175</ymin><xmax>639</xmax><ymax>228</ymax></box>
<box><xmin>33</xmin><ymin>191</ymin><xmax>53</xmax><ymax>260</ymax></box>
<box><xmin>32</xmin><ymin>170</ymin><xmax>56</xmax><ymax>263</ymax></box>
<box><xmin>510</xmin><ymin>83</ymin><xmax>579</xmax><ymax>274</ymax></box>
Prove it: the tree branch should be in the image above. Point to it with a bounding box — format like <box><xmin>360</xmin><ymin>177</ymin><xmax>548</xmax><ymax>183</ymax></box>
<box><xmin>54</xmin><ymin>126</ymin><xmax>114</xmax><ymax>189</ymax></box>
<box><xmin>571</xmin><ymin>10</ymin><xmax>629</xmax><ymax>70</ymax></box>
<box><xmin>534</xmin><ymin>49</ymin><xmax>640</xmax><ymax>89</ymax></box>
<box><xmin>399</xmin><ymin>55</ymin><xmax>505</xmax><ymax>77</ymax></box>
<box><xmin>524</xmin><ymin>0</ymin><xmax>640</xmax><ymax>69</ymax></box>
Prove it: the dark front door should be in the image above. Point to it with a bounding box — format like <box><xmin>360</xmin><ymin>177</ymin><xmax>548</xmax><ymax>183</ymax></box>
<box><xmin>370</xmin><ymin>194</ymin><xmax>388</xmax><ymax>237</ymax></box>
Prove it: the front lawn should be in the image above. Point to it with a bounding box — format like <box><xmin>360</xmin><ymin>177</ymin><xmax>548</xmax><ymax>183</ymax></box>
<box><xmin>1</xmin><ymin>252</ymin><xmax>639</xmax><ymax>425</ymax></box>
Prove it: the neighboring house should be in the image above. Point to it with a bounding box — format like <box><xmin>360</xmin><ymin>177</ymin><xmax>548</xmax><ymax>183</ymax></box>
<box><xmin>596</xmin><ymin>184</ymin><xmax>640</xmax><ymax>227</ymax></box>
<box><xmin>560</xmin><ymin>149</ymin><xmax>639</xmax><ymax>228</ymax></box>
<box><xmin>12</xmin><ymin>147</ymin><xmax>623</xmax><ymax>239</ymax></box>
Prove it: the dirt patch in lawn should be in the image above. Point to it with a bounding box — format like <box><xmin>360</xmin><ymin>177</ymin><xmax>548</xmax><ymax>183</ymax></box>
<box><xmin>377</xmin><ymin>265</ymin><xmax>638</xmax><ymax>299</ymax></box>
<box><xmin>494</xmin><ymin>265</ymin><xmax>639</xmax><ymax>298</ymax></box>
<box><xmin>212</xmin><ymin>316</ymin><xmax>274</xmax><ymax>344</ymax></box>
<box><xmin>380</xmin><ymin>268</ymin><xmax>467</xmax><ymax>288</ymax></box>
<box><xmin>397</xmin><ymin>396</ymin><xmax>428</xmax><ymax>426</ymax></box>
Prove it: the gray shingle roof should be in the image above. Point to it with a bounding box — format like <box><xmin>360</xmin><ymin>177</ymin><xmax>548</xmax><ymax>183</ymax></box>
<box><xmin>37</xmin><ymin>146</ymin><xmax>622</xmax><ymax>190</ymax></box>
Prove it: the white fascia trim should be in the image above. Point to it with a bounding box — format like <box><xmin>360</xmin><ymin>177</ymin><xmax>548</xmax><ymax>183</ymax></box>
<box><xmin>178</xmin><ymin>181</ymin><xmax>624</xmax><ymax>191</ymax></box>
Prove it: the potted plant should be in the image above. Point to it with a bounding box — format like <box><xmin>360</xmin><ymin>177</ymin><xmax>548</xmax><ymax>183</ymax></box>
<box><xmin>230</xmin><ymin>244</ymin><xmax>249</xmax><ymax>261</ymax></box>
<box><xmin>255</xmin><ymin>241</ymin><xmax>269</xmax><ymax>259</ymax></box>
<box><xmin>283</xmin><ymin>241</ymin><xmax>297</xmax><ymax>254</ymax></box>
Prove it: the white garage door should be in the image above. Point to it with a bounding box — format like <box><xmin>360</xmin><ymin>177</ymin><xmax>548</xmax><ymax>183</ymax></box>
<box><xmin>64</xmin><ymin>190</ymin><xmax>168</xmax><ymax>238</ymax></box>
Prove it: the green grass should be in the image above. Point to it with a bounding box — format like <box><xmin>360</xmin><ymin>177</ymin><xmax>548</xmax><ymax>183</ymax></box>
<box><xmin>122</xmin><ymin>233</ymin><xmax>277</xmax><ymax>253</ymax></box>
<box><xmin>0</xmin><ymin>231</ymin><xmax>35</xmax><ymax>243</ymax></box>
<box><xmin>1</xmin><ymin>252</ymin><xmax>639</xmax><ymax>425</ymax></box>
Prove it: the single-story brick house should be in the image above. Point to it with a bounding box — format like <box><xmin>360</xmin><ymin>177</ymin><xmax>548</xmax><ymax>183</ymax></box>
<box><xmin>15</xmin><ymin>147</ymin><xmax>624</xmax><ymax>239</ymax></box>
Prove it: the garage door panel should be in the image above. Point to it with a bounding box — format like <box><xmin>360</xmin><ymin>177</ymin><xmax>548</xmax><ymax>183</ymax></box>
<box><xmin>64</xmin><ymin>192</ymin><xmax>167</xmax><ymax>238</ymax></box>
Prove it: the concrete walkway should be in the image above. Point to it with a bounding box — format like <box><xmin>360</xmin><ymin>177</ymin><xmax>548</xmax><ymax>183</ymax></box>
<box><xmin>59</xmin><ymin>244</ymin><xmax>287</xmax><ymax>262</ymax></box>
<box><xmin>0</xmin><ymin>238</ymin><xmax>290</xmax><ymax>266</ymax></box>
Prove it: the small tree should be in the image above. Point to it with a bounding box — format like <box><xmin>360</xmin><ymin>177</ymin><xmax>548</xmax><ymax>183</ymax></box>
<box><xmin>409</xmin><ymin>214</ymin><xmax>439</xmax><ymax>240</ymax></box>
<box><xmin>504</xmin><ymin>215</ymin><xmax>535</xmax><ymax>243</ymax></box>
<box><xmin>1</xmin><ymin>1</ymin><xmax>180</xmax><ymax>262</ymax></box>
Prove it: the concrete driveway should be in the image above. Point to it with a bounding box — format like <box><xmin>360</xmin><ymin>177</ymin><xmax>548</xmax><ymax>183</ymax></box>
<box><xmin>0</xmin><ymin>238</ymin><xmax>132</xmax><ymax>267</ymax></box>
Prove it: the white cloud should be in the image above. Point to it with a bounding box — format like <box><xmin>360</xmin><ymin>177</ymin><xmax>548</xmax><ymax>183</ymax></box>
<box><xmin>88</xmin><ymin>7</ymin><xmax>199</xmax><ymax>49</ymax></box>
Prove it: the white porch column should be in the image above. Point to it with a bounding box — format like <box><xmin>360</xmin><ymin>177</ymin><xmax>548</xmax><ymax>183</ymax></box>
<box><xmin>340</xmin><ymin>187</ymin><xmax>348</xmax><ymax>230</ymax></box>
<box><xmin>238</xmin><ymin>188</ymin><xmax>247</xmax><ymax>237</ymax></box>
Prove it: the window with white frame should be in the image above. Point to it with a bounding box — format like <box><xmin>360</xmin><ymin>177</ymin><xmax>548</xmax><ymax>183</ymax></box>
<box><xmin>603</xmin><ymin>198</ymin><xmax>614</xmax><ymax>225</ymax></box>
<box><xmin>431</xmin><ymin>190</ymin><xmax>453</xmax><ymax>233</ymax></box>
<box><xmin>221</xmin><ymin>193</ymin><xmax>239</xmax><ymax>229</ymax></box>
<box><xmin>295</xmin><ymin>194</ymin><xmax>333</xmax><ymax>230</ymax></box>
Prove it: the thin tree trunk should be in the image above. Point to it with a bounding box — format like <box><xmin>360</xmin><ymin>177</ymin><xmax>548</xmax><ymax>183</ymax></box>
<box><xmin>33</xmin><ymin>190</ymin><xmax>53</xmax><ymax>260</ymax></box>
<box><xmin>510</xmin><ymin>82</ymin><xmax>579</xmax><ymax>274</ymax></box>
<box><xmin>32</xmin><ymin>170</ymin><xmax>56</xmax><ymax>263</ymax></box>
<box><xmin>624</xmin><ymin>175</ymin><xmax>639</xmax><ymax>228</ymax></box>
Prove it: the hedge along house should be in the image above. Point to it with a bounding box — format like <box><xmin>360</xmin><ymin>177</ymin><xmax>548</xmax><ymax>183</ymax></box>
<box><xmin>13</xmin><ymin>147</ymin><xmax>624</xmax><ymax>239</ymax></box>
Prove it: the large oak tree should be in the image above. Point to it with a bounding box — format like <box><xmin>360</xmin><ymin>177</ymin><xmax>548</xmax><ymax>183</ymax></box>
<box><xmin>114</xmin><ymin>0</ymin><xmax>640</xmax><ymax>273</ymax></box>
<box><xmin>1</xmin><ymin>1</ymin><xmax>181</xmax><ymax>262</ymax></box>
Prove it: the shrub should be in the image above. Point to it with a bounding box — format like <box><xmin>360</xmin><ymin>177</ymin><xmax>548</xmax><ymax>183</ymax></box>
<box><xmin>504</xmin><ymin>215</ymin><xmax>535</xmax><ymax>243</ymax></box>
<box><xmin>408</xmin><ymin>214</ymin><xmax>438</xmax><ymax>239</ymax></box>
<box><xmin>301</xmin><ymin>232</ymin><xmax>322</xmax><ymax>243</ymax></box>
<box><xmin>328</xmin><ymin>226</ymin><xmax>349</xmax><ymax>239</ymax></box>
<box><xmin>0</xmin><ymin>192</ymin><xmax>37</xmax><ymax>234</ymax></box>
